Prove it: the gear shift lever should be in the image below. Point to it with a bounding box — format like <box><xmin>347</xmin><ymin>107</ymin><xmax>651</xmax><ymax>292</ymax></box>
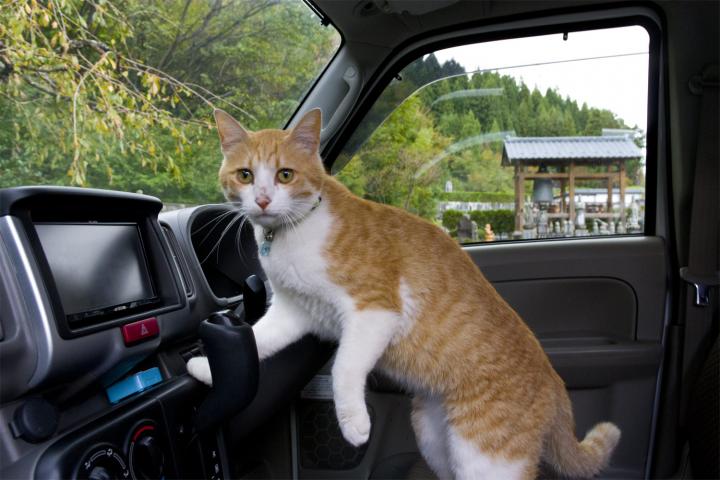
<box><xmin>194</xmin><ymin>311</ymin><xmax>258</xmax><ymax>432</ymax></box>
<box><xmin>194</xmin><ymin>275</ymin><xmax>267</xmax><ymax>432</ymax></box>
<box><xmin>240</xmin><ymin>274</ymin><xmax>267</xmax><ymax>324</ymax></box>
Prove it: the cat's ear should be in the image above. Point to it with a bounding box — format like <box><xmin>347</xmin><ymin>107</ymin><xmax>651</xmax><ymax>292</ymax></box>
<box><xmin>288</xmin><ymin>108</ymin><xmax>322</xmax><ymax>155</ymax></box>
<box><xmin>214</xmin><ymin>109</ymin><xmax>249</xmax><ymax>150</ymax></box>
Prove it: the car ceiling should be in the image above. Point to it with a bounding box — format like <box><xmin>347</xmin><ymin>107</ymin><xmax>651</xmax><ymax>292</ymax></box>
<box><xmin>313</xmin><ymin>0</ymin><xmax>622</xmax><ymax>48</ymax></box>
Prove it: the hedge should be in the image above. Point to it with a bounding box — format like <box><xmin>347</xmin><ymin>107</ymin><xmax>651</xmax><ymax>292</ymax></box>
<box><xmin>442</xmin><ymin>209</ymin><xmax>515</xmax><ymax>236</ymax></box>
<box><xmin>437</xmin><ymin>191</ymin><xmax>515</xmax><ymax>203</ymax></box>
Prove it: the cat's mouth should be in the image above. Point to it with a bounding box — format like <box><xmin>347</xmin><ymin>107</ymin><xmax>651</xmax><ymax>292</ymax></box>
<box><xmin>249</xmin><ymin>212</ymin><xmax>280</xmax><ymax>228</ymax></box>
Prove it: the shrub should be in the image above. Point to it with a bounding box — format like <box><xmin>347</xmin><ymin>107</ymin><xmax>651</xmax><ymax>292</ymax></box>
<box><xmin>470</xmin><ymin>209</ymin><xmax>515</xmax><ymax>234</ymax></box>
<box><xmin>442</xmin><ymin>209</ymin><xmax>465</xmax><ymax>236</ymax></box>
<box><xmin>442</xmin><ymin>209</ymin><xmax>515</xmax><ymax>237</ymax></box>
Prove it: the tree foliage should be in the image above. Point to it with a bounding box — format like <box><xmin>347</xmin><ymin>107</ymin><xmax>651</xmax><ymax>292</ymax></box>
<box><xmin>337</xmin><ymin>53</ymin><xmax>645</xmax><ymax>220</ymax></box>
<box><xmin>0</xmin><ymin>0</ymin><xmax>338</xmax><ymax>202</ymax></box>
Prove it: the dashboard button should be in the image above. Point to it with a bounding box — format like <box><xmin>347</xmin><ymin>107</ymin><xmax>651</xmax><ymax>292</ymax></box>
<box><xmin>106</xmin><ymin>368</ymin><xmax>162</xmax><ymax>404</ymax></box>
<box><xmin>121</xmin><ymin>318</ymin><xmax>159</xmax><ymax>345</ymax></box>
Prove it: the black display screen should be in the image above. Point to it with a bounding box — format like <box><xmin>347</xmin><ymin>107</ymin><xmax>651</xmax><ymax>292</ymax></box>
<box><xmin>35</xmin><ymin>223</ymin><xmax>155</xmax><ymax>320</ymax></box>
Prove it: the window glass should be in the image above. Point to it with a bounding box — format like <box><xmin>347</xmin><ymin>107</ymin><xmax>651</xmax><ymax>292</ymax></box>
<box><xmin>336</xmin><ymin>26</ymin><xmax>649</xmax><ymax>243</ymax></box>
<box><xmin>0</xmin><ymin>0</ymin><xmax>340</xmax><ymax>205</ymax></box>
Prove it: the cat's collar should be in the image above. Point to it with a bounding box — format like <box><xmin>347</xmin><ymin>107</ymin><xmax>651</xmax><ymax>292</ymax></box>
<box><xmin>260</xmin><ymin>196</ymin><xmax>322</xmax><ymax>257</ymax></box>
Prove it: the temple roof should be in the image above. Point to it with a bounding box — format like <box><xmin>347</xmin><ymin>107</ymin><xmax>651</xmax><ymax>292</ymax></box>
<box><xmin>502</xmin><ymin>135</ymin><xmax>643</xmax><ymax>166</ymax></box>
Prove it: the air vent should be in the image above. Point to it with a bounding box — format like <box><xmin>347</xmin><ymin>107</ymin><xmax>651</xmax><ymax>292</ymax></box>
<box><xmin>161</xmin><ymin>225</ymin><xmax>194</xmax><ymax>297</ymax></box>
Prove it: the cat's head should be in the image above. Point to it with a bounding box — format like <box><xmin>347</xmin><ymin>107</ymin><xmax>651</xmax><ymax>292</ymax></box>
<box><xmin>215</xmin><ymin>109</ymin><xmax>325</xmax><ymax>229</ymax></box>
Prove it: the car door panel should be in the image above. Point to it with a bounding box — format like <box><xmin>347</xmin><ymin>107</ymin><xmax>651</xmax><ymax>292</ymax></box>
<box><xmin>468</xmin><ymin>235</ymin><xmax>667</xmax><ymax>477</ymax></box>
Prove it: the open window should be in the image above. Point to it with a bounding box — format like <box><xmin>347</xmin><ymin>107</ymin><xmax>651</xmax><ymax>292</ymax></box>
<box><xmin>334</xmin><ymin>25</ymin><xmax>651</xmax><ymax>244</ymax></box>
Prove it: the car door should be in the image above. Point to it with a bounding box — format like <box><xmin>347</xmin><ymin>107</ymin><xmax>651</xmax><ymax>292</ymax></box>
<box><xmin>291</xmin><ymin>9</ymin><xmax>671</xmax><ymax>480</ymax></box>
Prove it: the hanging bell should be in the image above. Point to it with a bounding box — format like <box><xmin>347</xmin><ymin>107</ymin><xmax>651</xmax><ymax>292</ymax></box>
<box><xmin>532</xmin><ymin>164</ymin><xmax>553</xmax><ymax>204</ymax></box>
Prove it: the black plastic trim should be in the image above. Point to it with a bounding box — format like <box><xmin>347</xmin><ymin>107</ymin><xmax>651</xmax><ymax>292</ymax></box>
<box><xmin>282</xmin><ymin>1</ymin><xmax>346</xmax><ymax>131</ymax></box>
<box><xmin>0</xmin><ymin>187</ymin><xmax>186</xmax><ymax>339</ymax></box>
<box><xmin>160</xmin><ymin>223</ymin><xmax>195</xmax><ymax>298</ymax></box>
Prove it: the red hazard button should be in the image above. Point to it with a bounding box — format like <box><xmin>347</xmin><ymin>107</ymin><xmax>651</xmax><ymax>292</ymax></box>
<box><xmin>121</xmin><ymin>317</ymin><xmax>159</xmax><ymax>345</ymax></box>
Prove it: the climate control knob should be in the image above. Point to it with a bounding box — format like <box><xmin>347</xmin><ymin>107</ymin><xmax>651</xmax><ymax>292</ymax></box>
<box><xmin>77</xmin><ymin>445</ymin><xmax>129</xmax><ymax>480</ymax></box>
<box><xmin>88</xmin><ymin>466</ymin><xmax>111</xmax><ymax>480</ymax></box>
<box><xmin>128</xmin><ymin>423</ymin><xmax>165</xmax><ymax>480</ymax></box>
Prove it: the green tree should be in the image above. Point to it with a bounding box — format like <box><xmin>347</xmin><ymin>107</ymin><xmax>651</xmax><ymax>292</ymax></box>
<box><xmin>337</xmin><ymin>96</ymin><xmax>448</xmax><ymax>218</ymax></box>
<box><xmin>0</xmin><ymin>0</ymin><xmax>338</xmax><ymax>203</ymax></box>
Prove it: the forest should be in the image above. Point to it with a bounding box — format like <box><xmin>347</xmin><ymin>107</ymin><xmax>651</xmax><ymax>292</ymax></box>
<box><xmin>1</xmin><ymin>1</ymin><xmax>643</xmax><ymax>215</ymax></box>
<box><xmin>337</xmin><ymin>53</ymin><xmax>645</xmax><ymax>221</ymax></box>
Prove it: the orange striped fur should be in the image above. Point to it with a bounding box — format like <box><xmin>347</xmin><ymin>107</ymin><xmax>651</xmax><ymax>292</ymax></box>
<box><xmin>209</xmin><ymin>108</ymin><xmax>621</xmax><ymax>479</ymax></box>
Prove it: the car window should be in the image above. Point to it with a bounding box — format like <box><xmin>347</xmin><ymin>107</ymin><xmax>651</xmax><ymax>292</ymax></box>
<box><xmin>0</xmin><ymin>0</ymin><xmax>340</xmax><ymax>205</ymax></box>
<box><xmin>335</xmin><ymin>25</ymin><xmax>649</xmax><ymax>244</ymax></box>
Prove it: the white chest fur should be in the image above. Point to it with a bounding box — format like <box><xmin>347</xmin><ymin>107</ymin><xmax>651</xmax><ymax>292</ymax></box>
<box><xmin>253</xmin><ymin>204</ymin><xmax>353</xmax><ymax>339</ymax></box>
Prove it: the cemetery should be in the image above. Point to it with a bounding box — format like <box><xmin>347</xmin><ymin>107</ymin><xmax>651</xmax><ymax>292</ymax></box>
<box><xmin>449</xmin><ymin>134</ymin><xmax>645</xmax><ymax>242</ymax></box>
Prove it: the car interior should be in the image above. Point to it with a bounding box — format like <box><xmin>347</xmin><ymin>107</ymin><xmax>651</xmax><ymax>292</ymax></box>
<box><xmin>0</xmin><ymin>1</ymin><xmax>717</xmax><ymax>479</ymax></box>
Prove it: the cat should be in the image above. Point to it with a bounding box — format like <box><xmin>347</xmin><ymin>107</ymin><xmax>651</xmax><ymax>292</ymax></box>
<box><xmin>186</xmin><ymin>108</ymin><xmax>621</xmax><ymax>479</ymax></box>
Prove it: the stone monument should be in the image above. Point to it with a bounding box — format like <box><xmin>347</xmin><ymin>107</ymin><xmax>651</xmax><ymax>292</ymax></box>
<box><xmin>575</xmin><ymin>202</ymin><xmax>588</xmax><ymax>236</ymax></box>
<box><xmin>457</xmin><ymin>214</ymin><xmax>478</xmax><ymax>242</ymax></box>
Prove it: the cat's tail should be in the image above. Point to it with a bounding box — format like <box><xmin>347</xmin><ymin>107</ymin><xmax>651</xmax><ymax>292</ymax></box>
<box><xmin>543</xmin><ymin>388</ymin><xmax>621</xmax><ymax>478</ymax></box>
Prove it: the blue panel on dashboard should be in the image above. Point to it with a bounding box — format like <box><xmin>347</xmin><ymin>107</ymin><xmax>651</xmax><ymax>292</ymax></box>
<box><xmin>106</xmin><ymin>367</ymin><xmax>162</xmax><ymax>404</ymax></box>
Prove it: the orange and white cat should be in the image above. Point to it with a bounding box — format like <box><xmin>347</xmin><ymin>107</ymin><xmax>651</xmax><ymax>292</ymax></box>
<box><xmin>187</xmin><ymin>108</ymin><xmax>621</xmax><ymax>479</ymax></box>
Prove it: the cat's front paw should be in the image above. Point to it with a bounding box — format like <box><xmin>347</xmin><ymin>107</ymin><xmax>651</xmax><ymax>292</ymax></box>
<box><xmin>336</xmin><ymin>405</ymin><xmax>371</xmax><ymax>447</ymax></box>
<box><xmin>186</xmin><ymin>356</ymin><xmax>213</xmax><ymax>386</ymax></box>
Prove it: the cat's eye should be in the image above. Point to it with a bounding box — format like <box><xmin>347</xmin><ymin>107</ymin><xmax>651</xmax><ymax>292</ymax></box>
<box><xmin>277</xmin><ymin>169</ymin><xmax>294</xmax><ymax>184</ymax></box>
<box><xmin>236</xmin><ymin>169</ymin><xmax>253</xmax><ymax>184</ymax></box>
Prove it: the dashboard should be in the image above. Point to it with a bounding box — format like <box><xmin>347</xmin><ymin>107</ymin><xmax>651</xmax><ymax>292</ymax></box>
<box><xmin>0</xmin><ymin>187</ymin><xmax>329</xmax><ymax>479</ymax></box>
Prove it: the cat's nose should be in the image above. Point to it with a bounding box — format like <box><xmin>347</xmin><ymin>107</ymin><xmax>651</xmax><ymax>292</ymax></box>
<box><xmin>255</xmin><ymin>196</ymin><xmax>271</xmax><ymax>210</ymax></box>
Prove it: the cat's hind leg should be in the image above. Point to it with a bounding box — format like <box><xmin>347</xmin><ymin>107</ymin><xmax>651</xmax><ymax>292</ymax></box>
<box><xmin>411</xmin><ymin>395</ymin><xmax>453</xmax><ymax>480</ymax></box>
<box><xmin>446</xmin><ymin>424</ymin><xmax>537</xmax><ymax>480</ymax></box>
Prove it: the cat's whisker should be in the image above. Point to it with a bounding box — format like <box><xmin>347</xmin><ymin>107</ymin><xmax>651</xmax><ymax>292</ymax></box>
<box><xmin>216</xmin><ymin>212</ymin><xmax>244</xmax><ymax>264</ymax></box>
<box><xmin>192</xmin><ymin>209</ymin><xmax>234</xmax><ymax>236</ymax></box>
<box><xmin>199</xmin><ymin>210</ymin><xmax>242</xmax><ymax>265</ymax></box>
<box><xmin>195</xmin><ymin>210</ymin><xmax>236</xmax><ymax>247</ymax></box>
<box><xmin>282</xmin><ymin>209</ymin><xmax>304</xmax><ymax>239</ymax></box>
<box><xmin>235</xmin><ymin>214</ymin><xmax>250</xmax><ymax>266</ymax></box>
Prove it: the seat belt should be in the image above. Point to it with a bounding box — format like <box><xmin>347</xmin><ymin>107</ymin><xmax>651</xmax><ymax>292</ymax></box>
<box><xmin>679</xmin><ymin>64</ymin><xmax>719</xmax><ymax>416</ymax></box>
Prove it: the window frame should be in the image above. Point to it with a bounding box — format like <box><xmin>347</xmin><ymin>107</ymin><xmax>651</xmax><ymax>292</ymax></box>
<box><xmin>323</xmin><ymin>7</ymin><xmax>663</xmax><ymax>244</ymax></box>
<box><xmin>282</xmin><ymin>0</ymin><xmax>346</xmax><ymax>130</ymax></box>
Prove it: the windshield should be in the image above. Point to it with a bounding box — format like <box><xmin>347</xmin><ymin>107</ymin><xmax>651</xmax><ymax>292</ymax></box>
<box><xmin>0</xmin><ymin>0</ymin><xmax>340</xmax><ymax>205</ymax></box>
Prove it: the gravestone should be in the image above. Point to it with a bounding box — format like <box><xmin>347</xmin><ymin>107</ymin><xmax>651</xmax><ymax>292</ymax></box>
<box><xmin>523</xmin><ymin>201</ymin><xmax>536</xmax><ymax>239</ymax></box>
<box><xmin>537</xmin><ymin>209</ymin><xmax>549</xmax><ymax>238</ymax></box>
<box><xmin>575</xmin><ymin>203</ymin><xmax>588</xmax><ymax>236</ymax></box>
<box><xmin>628</xmin><ymin>199</ymin><xmax>642</xmax><ymax>233</ymax></box>
<box><xmin>457</xmin><ymin>214</ymin><xmax>478</xmax><ymax>242</ymax></box>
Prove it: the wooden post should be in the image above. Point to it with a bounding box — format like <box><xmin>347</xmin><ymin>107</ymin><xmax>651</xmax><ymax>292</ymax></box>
<box><xmin>560</xmin><ymin>178</ymin><xmax>567</xmax><ymax>213</ymax></box>
<box><xmin>619</xmin><ymin>160</ymin><xmax>627</xmax><ymax>223</ymax></box>
<box><xmin>514</xmin><ymin>163</ymin><xmax>525</xmax><ymax>231</ymax></box>
<box><xmin>606</xmin><ymin>165</ymin><xmax>614</xmax><ymax>214</ymax></box>
<box><xmin>568</xmin><ymin>161</ymin><xmax>576</xmax><ymax>226</ymax></box>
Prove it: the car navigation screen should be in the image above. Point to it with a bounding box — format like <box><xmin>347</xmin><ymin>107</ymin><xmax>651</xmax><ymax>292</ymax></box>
<box><xmin>35</xmin><ymin>223</ymin><xmax>155</xmax><ymax>319</ymax></box>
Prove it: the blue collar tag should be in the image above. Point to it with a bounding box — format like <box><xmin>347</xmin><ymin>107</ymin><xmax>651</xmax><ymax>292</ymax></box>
<box><xmin>258</xmin><ymin>196</ymin><xmax>321</xmax><ymax>257</ymax></box>
<box><xmin>260</xmin><ymin>228</ymin><xmax>274</xmax><ymax>257</ymax></box>
<box><xmin>260</xmin><ymin>238</ymin><xmax>272</xmax><ymax>257</ymax></box>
